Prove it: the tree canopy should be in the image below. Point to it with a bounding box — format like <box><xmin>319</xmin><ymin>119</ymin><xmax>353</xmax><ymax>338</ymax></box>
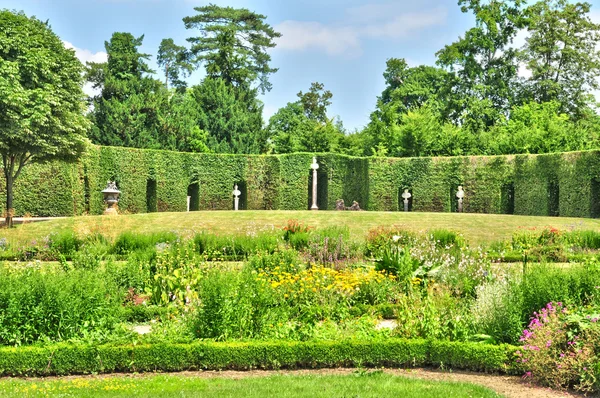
<box><xmin>183</xmin><ymin>4</ymin><xmax>281</xmax><ymax>93</ymax></box>
<box><xmin>0</xmin><ymin>10</ymin><xmax>89</xmax><ymax>226</ymax></box>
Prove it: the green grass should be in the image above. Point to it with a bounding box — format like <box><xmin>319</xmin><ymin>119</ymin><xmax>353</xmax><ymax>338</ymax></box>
<box><xmin>2</xmin><ymin>210</ymin><xmax>600</xmax><ymax>246</ymax></box>
<box><xmin>0</xmin><ymin>373</ymin><xmax>502</xmax><ymax>397</ymax></box>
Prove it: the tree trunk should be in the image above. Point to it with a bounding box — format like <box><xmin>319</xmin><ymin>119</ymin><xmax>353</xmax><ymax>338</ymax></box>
<box><xmin>5</xmin><ymin>173</ymin><xmax>13</xmax><ymax>228</ymax></box>
<box><xmin>2</xmin><ymin>153</ymin><xmax>29</xmax><ymax>228</ymax></box>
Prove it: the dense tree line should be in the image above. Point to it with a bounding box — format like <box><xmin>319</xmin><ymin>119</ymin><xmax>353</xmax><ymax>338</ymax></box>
<box><xmin>6</xmin><ymin>1</ymin><xmax>600</xmax><ymax>163</ymax></box>
<box><xmin>84</xmin><ymin>1</ymin><xmax>600</xmax><ymax>157</ymax></box>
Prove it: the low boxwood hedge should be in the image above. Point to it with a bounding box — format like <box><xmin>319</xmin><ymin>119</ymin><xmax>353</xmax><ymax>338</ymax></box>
<box><xmin>0</xmin><ymin>339</ymin><xmax>518</xmax><ymax>377</ymax></box>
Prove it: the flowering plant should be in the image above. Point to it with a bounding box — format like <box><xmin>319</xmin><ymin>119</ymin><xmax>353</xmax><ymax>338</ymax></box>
<box><xmin>516</xmin><ymin>302</ymin><xmax>599</xmax><ymax>393</ymax></box>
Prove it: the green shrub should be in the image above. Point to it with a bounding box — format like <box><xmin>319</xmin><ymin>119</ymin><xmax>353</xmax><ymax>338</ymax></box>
<box><xmin>105</xmin><ymin>252</ymin><xmax>154</xmax><ymax>293</ymax></box>
<box><xmin>364</xmin><ymin>226</ymin><xmax>416</xmax><ymax>258</ymax></box>
<box><xmin>112</xmin><ymin>231</ymin><xmax>178</xmax><ymax>255</ymax></box>
<box><xmin>282</xmin><ymin>219</ymin><xmax>312</xmax><ymax>242</ymax></box>
<box><xmin>193</xmin><ymin>232</ymin><xmax>279</xmax><ymax>260</ymax></box>
<box><xmin>48</xmin><ymin>230</ymin><xmax>82</xmax><ymax>257</ymax></box>
<box><xmin>429</xmin><ymin>229</ymin><xmax>464</xmax><ymax>248</ymax></box>
<box><xmin>517</xmin><ymin>303</ymin><xmax>600</xmax><ymax>394</ymax></box>
<box><xmin>563</xmin><ymin>230</ymin><xmax>600</xmax><ymax>250</ymax></box>
<box><xmin>521</xmin><ymin>263</ymin><xmax>600</xmax><ymax>322</ymax></box>
<box><xmin>189</xmin><ymin>269</ymin><xmax>283</xmax><ymax>340</ymax></box>
<box><xmin>0</xmin><ymin>267</ymin><xmax>123</xmax><ymax>345</ymax></box>
<box><xmin>374</xmin><ymin>246</ymin><xmax>420</xmax><ymax>286</ymax></box>
<box><xmin>0</xmin><ymin>339</ymin><xmax>518</xmax><ymax>376</ymax></box>
<box><xmin>247</xmin><ymin>249</ymin><xmax>302</xmax><ymax>273</ymax></box>
<box><xmin>472</xmin><ymin>279</ymin><xmax>524</xmax><ymax>344</ymax></box>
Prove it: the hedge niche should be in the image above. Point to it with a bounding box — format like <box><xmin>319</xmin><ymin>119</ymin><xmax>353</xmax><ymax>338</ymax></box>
<box><xmin>2</xmin><ymin>145</ymin><xmax>600</xmax><ymax>218</ymax></box>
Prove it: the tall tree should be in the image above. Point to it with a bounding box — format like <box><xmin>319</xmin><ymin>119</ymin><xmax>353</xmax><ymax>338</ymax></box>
<box><xmin>436</xmin><ymin>0</ymin><xmax>527</xmax><ymax>126</ymax></box>
<box><xmin>192</xmin><ymin>77</ymin><xmax>264</xmax><ymax>154</ymax></box>
<box><xmin>0</xmin><ymin>11</ymin><xmax>89</xmax><ymax>227</ymax></box>
<box><xmin>183</xmin><ymin>4</ymin><xmax>281</xmax><ymax>93</ymax></box>
<box><xmin>267</xmin><ymin>82</ymin><xmax>344</xmax><ymax>153</ymax></box>
<box><xmin>88</xmin><ymin>33</ymin><xmax>208</xmax><ymax>152</ymax></box>
<box><xmin>521</xmin><ymin>0</ymin><xmax>600</xmax><ymax>117</ymax></box>
<box><xmin>297</xmin><ymin>82</ymin><xmax>333</xmax><ymax>123</ymax></box>
<box><xmin>157</xmin><ymin>38</ymin><xmax>193</xmax><ymax>91</ymax></box>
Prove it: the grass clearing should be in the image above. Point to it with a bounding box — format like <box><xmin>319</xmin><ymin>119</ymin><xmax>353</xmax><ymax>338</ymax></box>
<box><xmin>0</xmin><ymin>372</ymin><xmax>502</xmax><ymax>398</ymax></box>
<box><xmin>2</xmin><ymin>210</ymin><xmax>600</xmax><ymax>246</ymax></box>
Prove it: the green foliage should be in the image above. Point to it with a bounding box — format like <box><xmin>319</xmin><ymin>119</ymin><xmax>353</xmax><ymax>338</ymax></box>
<box><xmin>267</xmin><ymin>83</ymin><xmax>346</xmax><ymax>154</ymax></box>
<box><xmin>0</xmin><ymin>267</ymin><xmax>122</xmax><ymax>345</ymax></box>
<box><xmin>183</xmin><ymin>4</ymin><xmax>281</xmax><ymax>94</ymax></box>
<box><xmin>87</xmin><ymin>33</ymin><xmax>206</xmax><ymax>153</ymax></box>
<box><xmin>429</xmin><ymin>229</ymin><xmax>463</xmax><ymax>248</ymax></box>
<box><xmin>189</xmin><ymin>269</ymin><xmax>280</xmax><ymax>340</ymax></box>
<box><xmin>48</xmin><ymin>230</ymin><xmax>83</xmax><ymax>257</ymax></box>
<box><xmin>112</xmin><ymin>231</ymin><xmax>177</xmax><ymax>255</ymax></box>
<box><xmin>192</xmin><ymin>77</ymin><xmax>265</xmax><ymax>154</ymax></box>
<box><xmin>5</xmin><ymin>145</ymin><xmax>600</xmax><ymax>218</ymax></box>
<box><xmin>193</xmin><ymin>231</ymin><xmax>279</xmax><ymax>260</ymax></box>
<box><xmin>157</xmin><ymin>38</ymin><xmax>192</xmax><ymax>91</ymax></box>
<box><xmin>522</xmin><ymin>0</ymin><xmax>600</xmax><ymax>118</ymax></box>
<box><xmin>0</xmin><ymin>339</ymin><xmax>518</xmax><ymax>376</ymax></box>
<box><xmin>472</xmin><ymin>279</ymin><xmax>524</xmax><ymax>344</ymax></box>
<box><xmin>521</xmin><ymin>263</ymin><xmax>600</xmax><ymax>322</ymax></box>
<box><xmin>0</xmin><ymin>10</ymin><xmax>89</xmax><ymax>226</ymax></box>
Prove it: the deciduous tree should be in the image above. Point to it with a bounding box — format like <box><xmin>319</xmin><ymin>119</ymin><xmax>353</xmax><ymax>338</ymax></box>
<box><xmin>0</xmin><ymin>11</ymin><xmax>89</xmax><ymax>226</ymax></box>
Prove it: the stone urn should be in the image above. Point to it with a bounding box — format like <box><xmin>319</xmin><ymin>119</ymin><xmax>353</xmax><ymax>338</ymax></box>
<box><xmin>102</xmin><ymin>181</ymin><xmax>121</xmax><ymax>215</ymax></box>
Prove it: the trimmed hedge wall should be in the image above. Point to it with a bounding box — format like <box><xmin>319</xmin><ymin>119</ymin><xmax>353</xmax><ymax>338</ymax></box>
<box><xmin>0</xmin><ymin>339</ymin><xmax>518</xmax><ymax>376</ymax></box>
<box><xmin>1</xmin><ymin>146</ymin><xmax>600</xmax><ymax>218</ymax></box>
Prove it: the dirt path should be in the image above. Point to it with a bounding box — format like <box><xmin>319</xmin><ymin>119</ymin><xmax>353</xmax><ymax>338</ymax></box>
<box><xmin>16</xmin><ymin>368</ymin><xmax>582</xmax><ymax>398</ymax></box>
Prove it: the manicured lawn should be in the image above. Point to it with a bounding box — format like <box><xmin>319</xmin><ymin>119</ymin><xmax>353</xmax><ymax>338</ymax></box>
<box><xmin>0</xmin><ymin>373</ymin><xmax>502</xmax><ymax>397</ymax></box>
<box><xmin>3</xmin><ymin>210</ymin><xmax>600</xmax><ymax>246</ymax></box>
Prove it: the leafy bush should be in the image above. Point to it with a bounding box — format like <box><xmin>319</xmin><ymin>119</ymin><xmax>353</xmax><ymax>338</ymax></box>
<box><xmin>193</xmin><ymin>232</ymin><xmax>279</xmax><ymax>260</ymax></box>
<box><xmin>563</xmin><ymin>230</ymin><xmax>600</xmax><ymax>250</ymax></box>
<box><xmin>429</xmin><ymin>229</ymin><xmax>464</xmax><ymax>248</ymax></box>
<box><xmin>374</xmin><ymin>245</ymin><xmax>420</xmax><ymax>286</ymax></box>
<box><xmin>0</xmin><ymin>267</ymin><xmax>123</xmax><ymax>345</ymax></box>
<box><xmin>189</xmin><ymin>269</ymin><xmax>283</xmax><ymax>340</ymax></box>
<box><xmin>282</xmin><ymin>219</ymin><xmax>312</xmax><ymax>242</ymax></box>
<box><xmin>150</xmin><ymin>247</ymin><xmax>205</xmax><ymax>307</ymax></box>
<box><xmin>48</xmin><ymin>230</ymin><xmax>82</xmax><ymax>257</ymax></box>
<box><xmin>392</xmin><ymin>290</ymin><xmax>475</xmax><ymax>341</ymax></box>
<box><xmin>0</xmin><ymin>339</ymin><xmax>520</xmax><ymax>376</ymax></box>
<box><xmin>472</xmin><ymin>279</ymin><xmax>524</xmax><ymax>344</ymax></box>
<box><xmin>247</xmin><ymin>249</ymin><xmax>302</xmax><ymax>273</ymax></box>
<box><xmin>521</xmin><ymin>263</ymin><xmax>600</xmax><ymax>322</ymax></box>
<box><xmin>112</xmin><ymin>231</ymin><xmax>178</xmax><ymax>255</ymax></box>
<box><xmin>364</xmin><ymin>226</ymin><xmax>416</xmax><ymax>258</ymax></box>
<box><xmin>517</xmin><ymin>303</ymin><xmax>600</xmax><ymax>394</ymax></box>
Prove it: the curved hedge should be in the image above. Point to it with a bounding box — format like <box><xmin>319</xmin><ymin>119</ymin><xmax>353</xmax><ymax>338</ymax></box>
<box><xmin>1</xmin><ymin>145</ymin><xmax>600</xmax><ymax>218</ymax></box>
<box><xmin>0</xmin><ymin>339</ymin><xmax>518</xmax><ymax>376</ymax></box>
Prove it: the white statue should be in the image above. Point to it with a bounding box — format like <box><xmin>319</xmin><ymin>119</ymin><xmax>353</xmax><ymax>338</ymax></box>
<box><xmin>401</xmin><ymin>189</ymin><xmax>412</xmax><ymax>212</ymax></box>
<box><xmin>232</xmin><ymin>184</ymin><xmax>241</xmax><ymax>211</ymax></box>
<box><xmin>456</xmin><ymin>185</ymin><xmax>465</xmax><ymax>213</ymax></box>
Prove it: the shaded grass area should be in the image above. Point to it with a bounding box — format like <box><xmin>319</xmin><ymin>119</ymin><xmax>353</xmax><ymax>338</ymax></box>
<box><xmin>2</xmin><ymin>210</ymin><xmax>600</xmax><ymax>246</ymax></box>
<box><xmin>0</xmin><ymin>373</ymin><xmax>502</xmax><ymax>398</ymax></box>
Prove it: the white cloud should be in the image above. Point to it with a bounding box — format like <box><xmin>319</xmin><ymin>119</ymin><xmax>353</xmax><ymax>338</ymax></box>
<box><xmin>275</xmin><ymin>21</ymin><xmax>361</xmax><ymax>57</ymax></box>
<box><xmin>63</xmin><ymin>41</ymin><xmax>107</xmax><ymax>64</ymax></box>
<box><xmin>362</xmin><ymin>9</ymin><xmax>447</xmax><ymax>40</ymax></box>
<box><xmin>275</xmin><ymin>2</ymin><xmax>447</xmax><ymax>57</ymax></box>
<box><xmin>63</xmin><ymin>41</ymin><xmax>107</xmax><ymax>97</ymax></box>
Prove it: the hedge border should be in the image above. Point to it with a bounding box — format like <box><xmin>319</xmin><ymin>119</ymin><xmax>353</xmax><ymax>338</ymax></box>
<box><xmin>2</xmin><ymin>145</ymin><xmax>600</xmax><ymax>218</ymax></box>
<box><xmin>0</xmin><ymin>339</ymin><xmax>519</xmax><ymax>377</ymax></box>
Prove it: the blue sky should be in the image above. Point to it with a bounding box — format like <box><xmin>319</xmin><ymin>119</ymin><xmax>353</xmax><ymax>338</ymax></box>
<box><xmin>3</xmin><ymin>0</ymin><xmax>600</xmax><ymax>131</ymax></box>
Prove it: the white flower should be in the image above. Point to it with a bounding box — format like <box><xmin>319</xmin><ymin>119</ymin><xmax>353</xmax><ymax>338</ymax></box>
<box><xmin>392</xmin><ymin>235</ymin><xmax>401</xmax><ymax>243</ymax></box>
